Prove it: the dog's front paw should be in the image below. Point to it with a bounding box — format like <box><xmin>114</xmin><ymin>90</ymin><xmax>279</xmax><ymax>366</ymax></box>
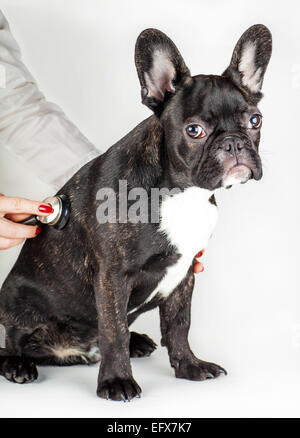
<box><xmin>1</xmin><ymin>356</ymin><xmax>38</xmax><ymax>384</ymax></box>
<box><xmin>174</xmin><ymin>359</ymin><xmax>227</xmax><ymax>381</ymax></box>
<box><xmin>97</xmin><ymin>377</ymin><xmax>141</xmax><ymax>402</ymax></box>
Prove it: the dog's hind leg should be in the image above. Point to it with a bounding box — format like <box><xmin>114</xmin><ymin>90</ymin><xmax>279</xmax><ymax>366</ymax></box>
<box><xmin>129</xmin><ymin>332</ymin><xmax>157</xmax><ymax>358</ymax></box>
<box><xmin>31</xmin><ymin>344</ymin><xmax>101</xmax><ymax>366</ymax></box>
<box><xmin>0</xmin><ymin>326</ymin><xmax>41</xmax><ymax>383</ymax></box>
<box><xmin>0</xmin><ymin>321</ymin><xmax>100</xmax><ymax>384</ymax></box>
<box><xmin>22</xmin><ymin>322</ymin><xmax>101</xmax><ymax>367</ymax></box>
<box><xmin>30</xmin><ymin>330</ymin><xmax>156</xmax><ymax>364</ymax></box>
<box><xmin>0</xmin><ymin>326</ymin><xmax>39</xmax><ymax>384</ymax></box>
<box><xmin>0</xmin><ymin>352</ymin><xmax>38</xmax><ymax>384</ymax></box>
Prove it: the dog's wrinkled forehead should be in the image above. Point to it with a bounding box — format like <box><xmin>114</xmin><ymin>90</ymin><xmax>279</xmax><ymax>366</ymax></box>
<box><xmin>178</xmin><ymin>75</ymin><xmax>251</xmax><ymax>125</ymax></box>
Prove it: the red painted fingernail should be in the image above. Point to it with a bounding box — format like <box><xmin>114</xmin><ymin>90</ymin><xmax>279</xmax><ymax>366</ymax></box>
<box><xmin>35</xmin><ymin>226</ymin><xmax>42</xmax><ymax>235</ymax></box>
<box><xmin>38</xmin><ymin>204</ymin><xmax>53</xmax><ymax>214</ymax></box>
<box><xmin>196</xmin><ymin>250</ymin><xmax>204</xmax><ymax>258</ymax></box>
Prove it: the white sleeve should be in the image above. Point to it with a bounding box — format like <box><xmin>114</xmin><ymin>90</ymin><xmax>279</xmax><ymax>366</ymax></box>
<box><xmin>0</xmin><ymin>10</ymin><xmax>99</xmax><ymax>191</ymax></box>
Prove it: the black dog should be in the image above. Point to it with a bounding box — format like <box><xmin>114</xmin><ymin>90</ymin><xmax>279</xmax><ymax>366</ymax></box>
<box><xmin>0</xmin><ymin>25</ymin><xmax>272</xmax><ymax>401</ymax></box>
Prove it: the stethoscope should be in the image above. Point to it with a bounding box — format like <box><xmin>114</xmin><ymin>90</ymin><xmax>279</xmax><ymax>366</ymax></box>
<box><xmin>20</xmin><ymin>194</ymin><xmax>71</xmax><ymax>230</ymax></box>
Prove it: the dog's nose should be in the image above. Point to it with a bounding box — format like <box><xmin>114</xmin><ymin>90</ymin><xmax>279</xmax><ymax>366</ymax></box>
<box><xmin>221</xmin><ymin>136</ymin><xmax>244</xmax><ymax>155</ymax></box>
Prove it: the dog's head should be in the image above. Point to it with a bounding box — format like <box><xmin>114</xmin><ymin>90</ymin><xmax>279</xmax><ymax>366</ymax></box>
<box><xmin>135</xmin><ymin>25</ymin><xmax>272</xmax><ymax>190</ymax></box>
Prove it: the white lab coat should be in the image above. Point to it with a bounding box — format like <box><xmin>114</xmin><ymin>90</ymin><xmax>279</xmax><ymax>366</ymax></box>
<box><xmin>0</xmin><ymin>10</ymin><xmax>99</xmax><ymax>191</ymax></box>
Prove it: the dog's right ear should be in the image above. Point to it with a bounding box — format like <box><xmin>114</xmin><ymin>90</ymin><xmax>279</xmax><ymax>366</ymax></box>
<box><xmin>135</xmin><ymin>29</ymin><xmax>190</xmax><ymax>112</ymax></box>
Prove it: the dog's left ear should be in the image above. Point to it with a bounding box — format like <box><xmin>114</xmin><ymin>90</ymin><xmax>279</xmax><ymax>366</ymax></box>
<box><xmin>223</xmin><ymin>24</ymin><xmax>272</xmax><ymax>102</ymax></box>
<box><xmin>135</xmin><ymin>28</ymin><xmax>190</xmax><ymax>112</ymax></box>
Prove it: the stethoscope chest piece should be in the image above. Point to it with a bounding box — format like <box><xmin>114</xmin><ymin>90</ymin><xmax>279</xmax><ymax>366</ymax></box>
<box><xmin>21</xmin><ymin>194</ymin><xmax>71</xmax><ymax>230</ymax></box>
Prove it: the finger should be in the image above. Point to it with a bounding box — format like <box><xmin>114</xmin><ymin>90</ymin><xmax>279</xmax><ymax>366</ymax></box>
<box><xmin>0</xmin><ymin>218</ymin><xmax>41</xmax><ymax>239</ymax></box>
<box><xmin>194</xmin><ymin>261</ymin><xmax>204</xmax><ymax>274</ymax></box>
<box><xmin>0</xmin><ymin>196</ymin><xmax>53</xmax><ymax>216</ymax></box>
<box><xmin>5</xmin><ymin>213</ymin><xmax>32</xmax><ymax>222</ymax></box>
<box><xmin>0</xmin><ymin>236</ymin><xmax>25</xmax><ymax>250</ymax></box>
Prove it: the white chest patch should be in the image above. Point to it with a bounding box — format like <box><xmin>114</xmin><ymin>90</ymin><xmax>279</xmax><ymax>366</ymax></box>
<box><xmin>153</xmin><ymin>187</ymin><xmax>218</xmax><ymax>298</ymax></box>
<box><xmin>128</xmin><ymin>187</ymin><xmax>218</xmax><ymax>315</ymax></box>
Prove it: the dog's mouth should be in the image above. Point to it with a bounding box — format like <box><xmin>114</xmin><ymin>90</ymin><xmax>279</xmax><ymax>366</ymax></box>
<box><xmin>222</xmin><ymin>164</ymin><xmax>253</xmax><ymax>189</ymax></box>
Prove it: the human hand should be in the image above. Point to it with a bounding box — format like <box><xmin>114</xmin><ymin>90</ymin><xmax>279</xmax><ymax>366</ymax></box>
<box><xmin>194</xmin><ymin>249</ymin><xmax>205</xmax><ymax>274</ymax></box>
<box><xmin>0</xmin><ymin>194</ymin><xmax>53</xmax><ymax>250</ymax></box>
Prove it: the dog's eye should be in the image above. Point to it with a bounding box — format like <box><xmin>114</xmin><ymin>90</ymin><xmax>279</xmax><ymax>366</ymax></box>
<box><xmin>248</xmin><ymin>114</ymin><xmax>262</xmax><ymax>129</ymax></box>
<box><xmin>186</xmin><ymin>124</ymin><xmax>206</xmax><ymax>139</ymax></box>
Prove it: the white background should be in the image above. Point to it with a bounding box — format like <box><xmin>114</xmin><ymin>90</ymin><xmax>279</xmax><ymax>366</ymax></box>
<box><xmin>0</xmin><ymin>0</ymin><xmax>300</xmax><ymax>418</ymax></box>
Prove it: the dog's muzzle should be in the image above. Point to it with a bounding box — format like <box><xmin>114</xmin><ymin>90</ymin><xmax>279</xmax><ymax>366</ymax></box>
<box><xmin>217</xmin><ymin>134</ymin><xmax>260</xmax><ymax>188</ymax></box>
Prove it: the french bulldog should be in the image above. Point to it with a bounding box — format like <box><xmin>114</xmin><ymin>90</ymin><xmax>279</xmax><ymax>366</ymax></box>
<box><xmin>0</xmin><ymin>25</ymin><xmax>272</xmax><ymax>401</ymax></box>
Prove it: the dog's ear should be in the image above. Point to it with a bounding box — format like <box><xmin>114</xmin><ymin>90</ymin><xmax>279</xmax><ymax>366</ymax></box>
<box><xmin>135</xmin><ymin>28</ymin><xmax>190</xmax><ymax>111</ymax></box>
<box><xmin>223</xmin><ymin>24</ymin><xmax>272</xmax><ymax>102</ymax></box>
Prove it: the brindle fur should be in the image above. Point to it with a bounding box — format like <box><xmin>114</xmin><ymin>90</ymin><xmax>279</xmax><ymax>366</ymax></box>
<box><xmin>0</xmin><ymin>25</ymin><xmax>271</xmax><ymax>400</ymax></box>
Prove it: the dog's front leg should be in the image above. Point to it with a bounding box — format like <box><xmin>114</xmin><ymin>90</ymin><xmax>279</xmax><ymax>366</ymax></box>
<box><xmin>159</xmin><ymin>266</ymin><xmax>227</xmax><ymax>381</ymax></box>
<box><xmin>94</xmin><ymin>271</ymin><xmax>141</xmax><ymax>401</ymax></box>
